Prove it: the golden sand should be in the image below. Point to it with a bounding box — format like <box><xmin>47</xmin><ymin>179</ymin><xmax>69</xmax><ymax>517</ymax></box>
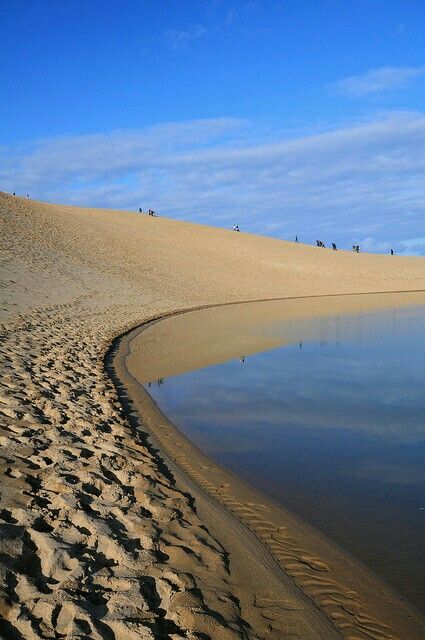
<box><xmin>1</xmin><ymin>191</ymin><xmax>425</xmax><ymax>639</ymax></box>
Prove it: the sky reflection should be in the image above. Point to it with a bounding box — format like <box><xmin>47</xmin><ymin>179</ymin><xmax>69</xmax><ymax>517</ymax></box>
<box><xmin>145</xmin><ymin>302</ymin><xmax>425</xmax><ymax>611</ymax></box>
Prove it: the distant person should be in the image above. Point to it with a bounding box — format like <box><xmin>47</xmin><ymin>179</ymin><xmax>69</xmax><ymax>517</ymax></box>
<box><xmin>352</xmin><ymin>244</ymin><xmax>356</xmax><ymax>251</ymax></box>
<box><xmin>139</xmin><ymin>207</ymin><xmax>142</xmax><ymax>213</ymax></box>
<box><xmin>355</xmin><ymin>245</ymin><xmax>360</xmax><ymax>253</ymax></box>
<box><xmin>12</xmin><ymin>191</ymin><xmax>15</xmax><ymax>196</ymax></box>
<box><xmin>295</xmin><ymin>235</ymin><xmax>299</xmax><ymax>242</ymax></box>
<box><xmin>332</xmin><ymin>243</ymin><xmax>337</xmax><ymax>250</ymax></box>
<box><xmin>233</xmin><ymin>224</ymin><xmax>240</xmax><ymax>232</ymax></box>
<box><xmin>390</xmin><ymin>248</ymin><xmax>394</xmax><ymax>255</ymax></box>
<box><xmin>26</xmin><ymin>194</ymin><xmax>29</xmax><ymax>199</ymax></box>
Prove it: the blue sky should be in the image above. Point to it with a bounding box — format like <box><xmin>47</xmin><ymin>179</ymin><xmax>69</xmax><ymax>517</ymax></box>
<box><xmin>1</xmin><ymin>0</ymin><xmax>425</xmax><ymax>253</ymax></box>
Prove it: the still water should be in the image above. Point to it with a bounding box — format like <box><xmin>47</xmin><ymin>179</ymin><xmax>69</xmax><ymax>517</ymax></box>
<box><xmin>131</xmin><ymin>294</ymin><xmax>425</xmax><ymax>612</ymax></box>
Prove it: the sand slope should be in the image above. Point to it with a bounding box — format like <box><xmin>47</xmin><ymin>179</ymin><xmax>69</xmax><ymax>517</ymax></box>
<box><xmin>1</xmin><ymin>192</ymin><xmax>425</xmax><ymax>639</ymax></box>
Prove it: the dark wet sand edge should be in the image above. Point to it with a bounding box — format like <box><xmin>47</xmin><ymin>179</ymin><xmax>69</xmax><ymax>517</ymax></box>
<box><xmin>105</xmin><ymin>295</ymin><xmax>425</xmax><ymax>640</ymax></box>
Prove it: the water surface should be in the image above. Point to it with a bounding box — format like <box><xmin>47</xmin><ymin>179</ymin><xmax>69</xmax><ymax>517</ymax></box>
<box><xmin>129</xmin><ymin>293</ymin><xmax>425</xmax><ymax>612</ymax></box>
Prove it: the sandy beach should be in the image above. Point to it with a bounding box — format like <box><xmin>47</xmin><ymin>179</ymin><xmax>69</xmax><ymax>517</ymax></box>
<box><xmin>1</xmin><ymin>191</ymin><xmax>425</xmax><ymax>640</ymax></box>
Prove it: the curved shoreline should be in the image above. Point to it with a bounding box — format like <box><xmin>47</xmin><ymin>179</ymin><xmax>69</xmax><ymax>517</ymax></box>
<box><xmin>106</xmin><ymin>296</ymin><xmax>425</xmax><ymax>640</ymax></box>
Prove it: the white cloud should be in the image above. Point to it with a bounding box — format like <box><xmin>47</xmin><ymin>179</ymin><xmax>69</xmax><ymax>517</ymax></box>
<box><xmin>357</xmin><ymin>237</ymin><xmax>393</xmax><ymax>254</ymax></box>
<box><xmin>2</xmin><ymin>112</ymin><xmax>425</xmax><ymax>254</ymax></box>
<box><xmin>400</xmin><ymin>237</ymin><xmax>425</xmax><ymax>255</ymax></box>
<box><xmin>331</xmin><ymin>66</ymin><xmax>425</xmax><ymax>97</ymax></box>
<box><xmin>165</xmin><ymin>24</ymin><xmax>207</xmax><ymax>49</ymax></box>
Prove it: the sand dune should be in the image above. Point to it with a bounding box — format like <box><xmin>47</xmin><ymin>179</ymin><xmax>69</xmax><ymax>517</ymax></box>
<box><xmin>1</xmin><ymin>191</ymin><xmax>425</xmax><ymax>639</ymax></box>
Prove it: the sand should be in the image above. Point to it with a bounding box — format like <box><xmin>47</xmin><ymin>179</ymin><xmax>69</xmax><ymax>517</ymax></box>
<box><xmin>1</xmin><ymin>191</ymin><xmax>425</xmax><ymax>639</ymax></box>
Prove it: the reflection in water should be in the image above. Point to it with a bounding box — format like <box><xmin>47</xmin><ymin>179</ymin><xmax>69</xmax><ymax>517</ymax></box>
<box><xmin>129</xmin><ymin>294</ymin><xmax>425</xmax><ymax>613</ymax></box>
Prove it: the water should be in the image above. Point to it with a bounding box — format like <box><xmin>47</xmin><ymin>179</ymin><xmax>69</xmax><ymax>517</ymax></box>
<box><xmin>129</xmin><ymin>294</ymin><xmax>425</xmax><ymax>612</ymax></box>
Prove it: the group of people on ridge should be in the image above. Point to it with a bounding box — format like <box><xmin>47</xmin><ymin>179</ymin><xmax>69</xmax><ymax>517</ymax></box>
<box><xmin>139</xmin><ymin>207</ymin><xmax>157</xmax><ymax>216</ymax></box>
<box><xmin>12</xmin><ymin>191</ymin><xmax>30</xmax><ymax>199</ymax></box>
<box><xmin>232</xmin><ymin>226</ymin><xmax>395</xmax><ymax>254</ymax></box>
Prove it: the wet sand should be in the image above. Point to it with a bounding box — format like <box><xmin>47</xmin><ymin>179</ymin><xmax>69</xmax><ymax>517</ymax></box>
<box><xmin>1</xmin><ymin>191</ymin><xmax>425</xmax><ymax>638</ymax></box>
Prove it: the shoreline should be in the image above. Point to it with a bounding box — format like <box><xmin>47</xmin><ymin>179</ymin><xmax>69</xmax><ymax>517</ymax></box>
<box><xmin>107</xmin><ymin>302</ymin><xmax>425</xmax><ymax>640</ymax></box>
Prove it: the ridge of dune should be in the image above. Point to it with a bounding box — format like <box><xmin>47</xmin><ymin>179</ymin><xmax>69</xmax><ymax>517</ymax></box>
<box><xmin>1</xmin><ymin>191</ymin><xmax>425</xmax><ymax>640</ymax></box>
